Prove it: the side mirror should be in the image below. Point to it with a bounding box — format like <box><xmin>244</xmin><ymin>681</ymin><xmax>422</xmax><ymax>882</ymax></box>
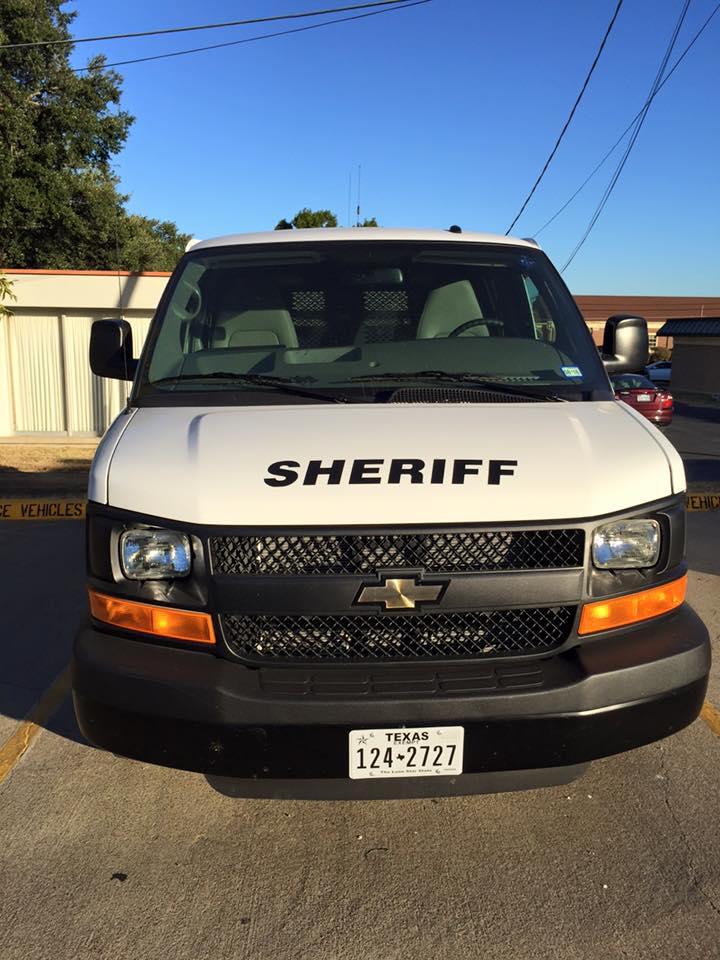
<box><xmin>601</xmin><ymin>314</ymin><xmax>648</xmax><ymax>374</ymax></box>
<box><xmin>89</xmin><ymin>319</ymin><xmax>137</xmax><ymax>381</ymax></box>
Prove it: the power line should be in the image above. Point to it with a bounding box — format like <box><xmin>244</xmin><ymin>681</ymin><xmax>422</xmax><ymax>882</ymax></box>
<box><xmin>0</xmin><ymin>0</ymin><xmax>415</xmax><ymax>51</ymax></box>
<box><xmin>561</xmin><ymin>0</ymin><xmax>693</xmax><ymax>272</ymax></box>
<box><xmin>534</xmin><ymin>1</ymin><xmax>720</xmax><ymax>237</ymax></box>
<box><xmin>71</xmin><ymin>1</ymin><xmax>431</xmax><ymax>73</ymax></box>
<box><xmin>505</xmin><ymin>0</ymin><xmax>624</xmax><ymax>235</ymax></box>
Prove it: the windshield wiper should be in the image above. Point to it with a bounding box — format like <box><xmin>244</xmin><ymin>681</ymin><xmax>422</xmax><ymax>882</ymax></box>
<box><xmin>149</xmin><ymin>372</ymin><xmax>351</xmax><ymax>404</ymax></box>
<box><xmin>342</xmin><ymin>371</ymin><xmax>567</xmax><ymax>401</ymax></box>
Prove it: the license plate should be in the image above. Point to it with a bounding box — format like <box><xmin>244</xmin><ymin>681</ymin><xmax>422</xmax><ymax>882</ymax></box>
<box><xmin>348</xmin><ymin>726</ymin><xmax>464</xmax><ymax>779</ymax></box>
<box><xmin>637</xmin><ymin>393</ymin><xmax>653</xmax><ymax>402</ymax></box>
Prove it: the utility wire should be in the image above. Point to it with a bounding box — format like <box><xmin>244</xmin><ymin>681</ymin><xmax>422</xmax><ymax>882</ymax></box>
<box><xmin>561</xmin><ymin>0</ymin><xmax>692</xmax><ymax>272</ymax></box>
<box><xmin>0</xmin><ymin>0</ymin><xmax>414</xmax><ymax>50</ymax></box>
<box><xmin>71</xmin><ymin>1</ymin><xmax>430</xmax><ymax>73</ymax></box>
<box><xmin>534</xmin><ymin>0</ymin><xmax>720</xmax><ymax>237</ymax></box>
<box><xmin>505</xmin><ymin>0</ymin><xmax>624</xmax><ymax>235</ymax></box>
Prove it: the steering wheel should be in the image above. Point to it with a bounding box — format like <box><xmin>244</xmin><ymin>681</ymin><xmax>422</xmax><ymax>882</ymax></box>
<box><xmin>448</xmin><ymin>318</ymin><xmax>501</xmax><ymax>337</ymax></box>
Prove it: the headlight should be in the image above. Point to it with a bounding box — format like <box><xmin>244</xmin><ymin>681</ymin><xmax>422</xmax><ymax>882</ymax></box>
<box><xmin>120</xmin><ymin>528</ymin><xmax>192</xmax><ymax>580</ymax></box>
<box><xmin>592</xmin><ymin>519</ymin><xmax>660</xmax><ymax>569</ymax></box>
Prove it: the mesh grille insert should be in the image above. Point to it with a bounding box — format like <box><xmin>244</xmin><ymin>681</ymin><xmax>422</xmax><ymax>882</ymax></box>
<box><xmin>210</xmin><ymin>529</ymin><xmax>584</xmax><ymax>577</ymax></box>
<box><xmin>388</xmin><ymin>387</ymin><xmax>543</xmax><ymax>404</ymax></box>
<box><xmin>291</xmin><ymin>290</ymin><xmax>325</xmax><ymax>312</ymax></box>
<box><xmin>363</xmin><ymin>290</ymin><xmax>409</xmax><ymax>312</ymax></box>
<box><xmin>222</xmin><ymin>606</ymin><xmax>576</xmax><ymax>662</ymax></box>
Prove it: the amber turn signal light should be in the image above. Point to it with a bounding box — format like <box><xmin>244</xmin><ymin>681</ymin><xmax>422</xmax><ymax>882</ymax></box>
<box><xmin>578</xmin><ymin>574</ymin><xmax>687</xmax><ymax>636</ymax></box>
<box><xmin>88</xmin><ymin>589</ymin><xmax>215</xmax><ymax>645</ymax></box>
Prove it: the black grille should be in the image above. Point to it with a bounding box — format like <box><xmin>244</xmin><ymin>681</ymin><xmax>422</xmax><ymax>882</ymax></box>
<box><xmin>210</xmin><ymin>529</ymin><xmax>584</xmax><ymax>576</ymax></box>
<box><xmin>222</xmin><ymin>606</ymin><xmax>575</xmax><ymax>662</ymax></box>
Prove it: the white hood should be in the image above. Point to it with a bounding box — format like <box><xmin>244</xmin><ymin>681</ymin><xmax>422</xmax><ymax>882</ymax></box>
<box><xmin>91</xmin><ymin>401</ymin><xmax>684</xmax><ymax>526</ymax></box>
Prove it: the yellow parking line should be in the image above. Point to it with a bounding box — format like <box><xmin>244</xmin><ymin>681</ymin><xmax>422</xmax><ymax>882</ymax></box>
<box><xmin>701</xmin><ymin>700</ymin><xmax>720</xmax><ymax>738</ymax></box>
<box><xmin>0</xmin><ymin>666</ymin><xmax>71</xmax><ymax>785</ymax></box>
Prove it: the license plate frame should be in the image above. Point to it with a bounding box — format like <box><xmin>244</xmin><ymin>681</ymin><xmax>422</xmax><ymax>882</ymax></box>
<box><xmin>348</xmin><ymin>726</ymin><xmax>464</xmax><ymax>780</ymax></box>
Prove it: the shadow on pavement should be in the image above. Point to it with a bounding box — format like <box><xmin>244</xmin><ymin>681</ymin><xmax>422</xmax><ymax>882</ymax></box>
<box><xmin>50</xmin><ymin>696</ymin><xmax>84</xmax><ymax>743</ymax></box>
<box><xmin>0</xmin><ymin>521</ymin><xmax>87</xmax><ymax>746</ymax></box>
<box><xmin>0</xmin><ymin>462</ymin><xmax>89</xmax><ymax>497</ymax></box>
<box><xmin>686</xmin><ymin>512</ymin><xmax>720</xmax><ymax>578</ymax></box>
<box><xmin>683</xmin><ymin>458</ymin><xmax>720</xmax><ymax>484</ymax></box>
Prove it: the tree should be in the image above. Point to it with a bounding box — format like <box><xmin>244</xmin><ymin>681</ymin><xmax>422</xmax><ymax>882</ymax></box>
<box><xmin>275</xmin><ymin>208</ymin><xmax>338</xmax><ymax>230</ymax></box>
<box><xmin>274</xmin><ymin>208</ymin><xmax>379</xmax><ymax>229</ymax></box>
<box><xmin>0</xmin><ymin>2</ymin><xmax>189</xmax><ymax>270</ymax></box>
<box><xmin>117</xmin><ymin>215</ymin><xmax>191</xmax><ymax>272</ymax></box>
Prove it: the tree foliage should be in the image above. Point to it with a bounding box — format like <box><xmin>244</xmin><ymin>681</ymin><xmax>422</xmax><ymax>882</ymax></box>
<box><xmin>275</xmin><ymin>208</ymin><xmax>338</xmax><ymax>230</ymax></box>
<box><xmin>274</xmin><ymin>208</ymin><xmax>379</xmax><ymax>230</ymax></box>
<box><xmin>649</xmin><ymin>346</ymin><xmax>672</xmax><ymax>362</ymax></box>
<box><xmin>0</xmin><ymin>1</ymin><xmax>189</xmax><ymax>270</ymax></box>
<box><xmin>0</xmin><ymin>274</ymin><xmax>17</xmax><ymax>318</ymax></box>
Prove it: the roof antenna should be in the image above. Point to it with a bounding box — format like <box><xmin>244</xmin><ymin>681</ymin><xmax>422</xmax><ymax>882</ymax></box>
<box><xmin>448</xmin><ymin>224</ymin><xmax>462</xmax><ymax>233</ymax></box>
<box><xmin>347</xmin><ymin>168</ymin><xmax>353</xmax><ymax>228</ymax></box>
<box><xmin>356</xmin><ymin>163</ymin><xmax>361</xmax><ymax>227</ymax></box>
<box><xmin>114</xmin><ymin>212</ymin><xmax>123</xmax><ymax>316</ymax></box>
<box><xmin>111</xmin><ymin>173</ymin><xmax>131</xmax><ymax>401</ymax></box>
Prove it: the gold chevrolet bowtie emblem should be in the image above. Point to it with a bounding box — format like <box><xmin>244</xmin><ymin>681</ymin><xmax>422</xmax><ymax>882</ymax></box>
<box><xmin>355</xmin><ymin>577</ymin><xmax>444</xmax><ymax>610</ymax></box>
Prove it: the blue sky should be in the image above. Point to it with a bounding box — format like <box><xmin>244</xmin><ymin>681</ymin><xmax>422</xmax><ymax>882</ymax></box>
<box><xmin>69</xmin><ymin>0</ymin><xmax>720</xmax><ymax>294</ymax></box>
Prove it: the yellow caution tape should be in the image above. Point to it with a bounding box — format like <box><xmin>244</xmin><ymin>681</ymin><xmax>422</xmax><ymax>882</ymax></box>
<box><xmin>0</xmin><ymin>499</ymin><xmax>86</xmax><ymax>520</ymax></box>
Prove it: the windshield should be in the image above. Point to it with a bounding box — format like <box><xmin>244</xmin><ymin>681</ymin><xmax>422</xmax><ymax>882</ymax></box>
<box><xmin>138</xmin><ymin>241</ymin><xmax>607</xmax><ymax>403</ymax></box>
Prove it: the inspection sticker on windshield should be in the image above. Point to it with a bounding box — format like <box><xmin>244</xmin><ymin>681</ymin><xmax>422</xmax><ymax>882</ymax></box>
<box><xmin>561</xmin><ymin>366</ymin><xmax>582</xmax><ymax>378</ymax></box>
<box><xmin>349</xmin><ymin>726</ymin><xmax>464</xmax><ymax>779</ymax></box>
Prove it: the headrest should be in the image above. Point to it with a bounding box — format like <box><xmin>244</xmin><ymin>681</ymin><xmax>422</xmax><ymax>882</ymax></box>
<box><xmin>416</xmin><ymin>280</ymin><xmax>487</xmax><ymax>339</ymax></box>
<box><xmin>215</xmin><ymin>308</ymin><xmax>299</xmax><ymax>348</ymax></box>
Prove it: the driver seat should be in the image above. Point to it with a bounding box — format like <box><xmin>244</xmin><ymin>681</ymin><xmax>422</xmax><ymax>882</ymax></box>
<box><xmin>416</xmin><ymin>280</ymin><xmax>489</xmax><ymax>338</ymax></box>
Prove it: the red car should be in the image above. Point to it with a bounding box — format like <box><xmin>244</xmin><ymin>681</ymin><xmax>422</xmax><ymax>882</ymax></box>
<box><xmin>611</xmin><ymin>373</ymin><xmax>673</xmax><ymax>426</ymax></box>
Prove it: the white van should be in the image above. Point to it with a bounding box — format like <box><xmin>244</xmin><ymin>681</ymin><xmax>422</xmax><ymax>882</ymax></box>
<box><xmin>73</xmin><ymin>228</ymin><xmax>709</xmax><ymax>798</ymax></box>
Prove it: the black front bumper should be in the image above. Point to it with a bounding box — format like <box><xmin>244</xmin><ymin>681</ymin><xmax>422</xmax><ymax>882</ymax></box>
<box><xmin>72</xmin><ymin>604</ymin><xmax>710</xmax><ymax>798</ymax></box>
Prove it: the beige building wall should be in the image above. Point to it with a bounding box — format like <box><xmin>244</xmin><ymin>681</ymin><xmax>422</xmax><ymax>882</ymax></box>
<box><xmin>0</xmin><ymin>270</ymin><xmax>169</xmax><ymax>437</ymax></box>
<box><xmin>670</xmin><ymin>338</ymin><xmax>720</xmax><ymax>397</ymax></box>
<box><xmin>0</xmin><ymin>315</ymin><xmax>14</xmax><ymax>436</ymax></box>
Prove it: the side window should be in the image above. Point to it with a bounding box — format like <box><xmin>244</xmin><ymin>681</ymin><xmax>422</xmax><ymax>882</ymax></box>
<box><xmin>523</xmin><ymin>276</ymin><xmax>556</xmax><ymax>343</ymax></box>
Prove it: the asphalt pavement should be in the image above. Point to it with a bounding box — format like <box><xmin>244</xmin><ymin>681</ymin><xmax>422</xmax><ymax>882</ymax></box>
<box><xmin>0</xmin><ymin>417</ymin><xmax>719</xmax><ymax>958</ymax></box>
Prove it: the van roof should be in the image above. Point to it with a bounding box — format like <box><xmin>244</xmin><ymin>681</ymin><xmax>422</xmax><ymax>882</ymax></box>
<box><xmin>190</xmin><ymin>227</ymin><xmax>539</xmax><ymax>252</ymax></box>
